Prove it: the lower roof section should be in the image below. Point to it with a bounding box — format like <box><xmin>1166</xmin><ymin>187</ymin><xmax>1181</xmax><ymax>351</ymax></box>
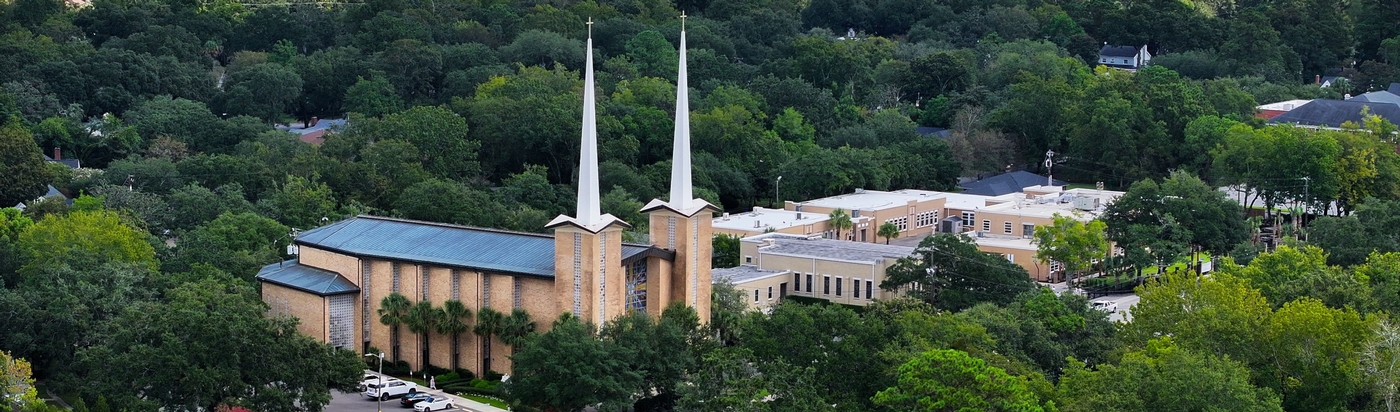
<box><xmin>294</xmin><ymin>215</ymin><xmax>671</xmax><ymax>278</ymax></box>
<box><xmin>256</xmin><ymin>259</ymin><xmax>359</xmax><ymax>296</ymax></box>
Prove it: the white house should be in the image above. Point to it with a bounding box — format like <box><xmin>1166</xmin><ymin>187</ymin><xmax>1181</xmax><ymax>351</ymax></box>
<box><xmin>1097</xmin><ymin>44</ymin><xmax>1152</xmax><ymax>70</ymax></box>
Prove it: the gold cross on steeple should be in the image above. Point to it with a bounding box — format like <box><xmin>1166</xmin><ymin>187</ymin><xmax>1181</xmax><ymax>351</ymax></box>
<box><xmin>586</xmin><ymin>17</ymin><xmax>593</xmax><ymax>38</ymax></box>
<box><xmin>680</xmin><ymin>12</ymin><xmax>686</xmax><ymax>31</ymax></box>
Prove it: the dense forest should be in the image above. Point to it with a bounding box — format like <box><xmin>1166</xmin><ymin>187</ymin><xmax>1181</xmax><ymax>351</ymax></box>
<box><xmin>3</xmin><ymin>0</ymin><xmax>1400</xmax><ymax>410</ymax></box>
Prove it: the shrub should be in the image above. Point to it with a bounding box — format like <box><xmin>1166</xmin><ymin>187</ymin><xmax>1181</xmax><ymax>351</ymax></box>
<box><xmin>453</xmin><ymin>368</ymin><xmax>476</xmax><ymax>381</ymax></box>
<box><xmin>483</xmin><ymin>370</ymin><xmax>504</xmax><ymax>381</ymax></box>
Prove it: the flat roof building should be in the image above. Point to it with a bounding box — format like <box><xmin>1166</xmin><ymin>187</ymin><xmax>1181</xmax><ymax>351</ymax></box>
<box><xmin>716</xmin><ymin>233</ymin><xmax>914</xmax><ymax>308</ymax></box>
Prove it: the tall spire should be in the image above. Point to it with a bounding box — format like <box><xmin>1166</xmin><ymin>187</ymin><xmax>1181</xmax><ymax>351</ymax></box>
<box><xmin>669</xmin><ymin>13</ymin><xmax>692</xmax><ymax>211</ymax></box>
<box><xmin>576</xmin><ymin>18</ymin><xmax>601</xmax><ymax>226</ymax></box>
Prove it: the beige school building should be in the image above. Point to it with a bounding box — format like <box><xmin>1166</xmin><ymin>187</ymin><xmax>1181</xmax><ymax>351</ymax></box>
<box><xmin>712</xmin><ymin>185</ymin><xmax>1124</xmax><ymax>289</ymax></box>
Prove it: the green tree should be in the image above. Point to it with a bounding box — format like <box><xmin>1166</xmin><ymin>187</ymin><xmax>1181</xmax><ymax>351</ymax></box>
<box><xmin>1033</xmin><ymin>214</ymin><xmax>1109</xmax><ymax>283</ymax></box>
<box><xmin>258</xmin><ymin>175</ymin><xmax>337</xmax><ymax>229</ymax></box>
<box><xmin>76</xmin><ymin>278</ymin><xmax>362</xmax><ymax>411</ymax></box>
<box><xmin>434</xmin><ymin>300</ymin><xmax>472</xmax><ymax>372</ymax></box>
<box><xmin>473</xmin><ymin>307</ymin><xmax>504</xmax><ymax>373</ymax></box>
<box><xmin>711</xmin><ymin>233</ymin><xmax>741</xmax><ymax>269</ymax></box>
<box><xmin>506</xmin><ymin>314</ymin><xmax>637</xmax><ymax>411</ymax></box>
<box><xmin>1222</xmin><ymin>245</ymin><xmax>1375</xmax><ymax>311</ymax></box>
<box><xmin>343</xmin><ymin>73</ymin><xmax>403</xmax><ymax>118</ymax></box>
<box><xmin>1123</xmin><ymin>271</ymin><xmax>1273</xmax><ymax>368</ymax></box>
<box><xmin>873</xmin><ymin>349</ymin><xmax>1047</xmax><ymax>412</ymax></box>
<box><xmin>404</xmin><ymin>300</ymin><xmax>440</xmax><ymax>371</ymax></box>
<box><xmin>499</xmin><ymin>308</ymin><xmax>537</xmax><ymax>353</ymax></box>
<box><xmin>378</xmin><ymin>293</ymin><xmax>411</xmax><ymax>363</ymax></box>
<box><xmin>220</xmin><ymin>63</ymin><xmax>304</xmax><ymax>123</ymax></box>
<box><xmin>828</xmin><ymin>208</ymin><xmax>852</xmax><ymax>240</ymax></box>
<box><xmin>168</xmin><ymin>212</ymin><xmax>288</xmax><ymax>280</ymax></box>
<box><xmin>1310</xmin><ymin>197</ymin><xmax>1400</xmax><ymax>266</ymax></box>
<box><xmin>18</xmin><ymin>210</ymin><xmax>157</xmax><ymax>276</ymax></box>
<box><xmin>624</xmin><ymin>30</ymin><xmax>678</xmax><ymax>80</ymax></box>
<box><xmin>884</xmin><ymin>233</ymin><xmax>1036</xmax><ymax>312</ymax></box>
<box><xmin>1056</xmin><ymin>338</ymin><xmax>1283</xmax><ymax>412</ymax></box>
<box><xmin>1358</xmin><ymin>252</ymin><xmax>1400</xmax><ymax>316</ymax></box>
<box><xmin>877</xmin><ymin>221</ymin><xmax>900</xmax><ymax>244</ymax></box>
<box><xmin>0</xmin><ymin>207</ymin><xmax>34</xmax><ymax>285</ymax></box>
<box><xmin>0</xmin><ymin>123</ymin><xmax>51</xmax><ymax>207</ymax></box>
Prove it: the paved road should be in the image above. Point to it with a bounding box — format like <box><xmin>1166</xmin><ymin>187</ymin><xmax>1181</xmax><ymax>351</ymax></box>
<box><xmin>339</xmin><ymin>372</ymin><xmax>510</xmax><ymax>412</ymax></box>
<box><xmin>330</xmin><ymin>389</ymin><xmax>478</xmax><ymax>412</ymax></box>
<box><xmin>1093</xmin><ymin>293</ymin><xmax>1141</xmax><ymax>323</ymax></box>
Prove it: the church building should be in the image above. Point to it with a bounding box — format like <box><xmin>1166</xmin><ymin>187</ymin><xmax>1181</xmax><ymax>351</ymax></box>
<box><xmin>255</xmin><ymin>19</ymin><xmax>715</xmax><ymax>375</ymax></box>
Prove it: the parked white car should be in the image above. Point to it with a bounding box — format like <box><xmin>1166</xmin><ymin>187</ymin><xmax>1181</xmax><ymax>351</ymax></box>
<box><xmin>1090</xmin><ymin>300</ymin><xmax>1118</xmax><ymax>313</ymax></box>
<box><xmin>413</xmin><ymin>396</ymin><xmax>454</xmax><ymax>411</ymax></box>
<box><xmin>358</xmin><ymin>374</ymin><xmax>380</xmax><ymax>392</ymax></box>
<box><xmin>363</xmin><ymin>379</ymin><xmax>417</xmax><ymax>400</ymax></box>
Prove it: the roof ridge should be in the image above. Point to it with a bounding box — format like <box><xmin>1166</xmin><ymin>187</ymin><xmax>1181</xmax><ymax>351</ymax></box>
<box><xmin>351</xmin><ymin>215</ymin><xmax>656</xmax><ymax>247</ymax></box>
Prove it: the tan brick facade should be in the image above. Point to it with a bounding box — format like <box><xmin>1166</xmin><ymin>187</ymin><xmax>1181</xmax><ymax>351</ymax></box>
<box><xmin>648</xmin><ymin>210</ymin><xmax>713</xmax><ymax>323</ymax></box>
<box><xmin>262</xmin><ymin>283</ymin><xmax>327</xmax><ymax>342</ymax></box>
<box><xmin>263</xmin><ymin>213</ymin><xmax>713</xmax><ymax>376</ymax></box>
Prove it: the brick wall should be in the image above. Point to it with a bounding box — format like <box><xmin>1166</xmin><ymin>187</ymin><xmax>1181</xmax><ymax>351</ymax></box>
<box><xmin>262</xmin><ymin>283</ymin><xmax>328</xmax><ymax>342</ymax></box>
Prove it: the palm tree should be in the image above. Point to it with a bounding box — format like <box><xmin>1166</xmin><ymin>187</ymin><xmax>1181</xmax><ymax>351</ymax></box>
<box><xmin>435</xmin><ymin>300</ymin><xmax>472</xmax><ymax>372</ymax></box>
<box><xmin>829</xmin><ymin>208</ymin><xmax>853</xmax><ymax>240</ymax></box>
<box><xmin>378</xmin><ymin>293</ymin><xmax>412</xmax><ymax>363</ymax></box>
<box><xmin>878</xmin><ymin>221</ymin><xmax>900</xmax><ymax>244</ymax></box>
<box><xmin>473</xmin><ymin>307</ymin><xmax>505</xmax><ymax>373</ymax></box>
<box><xmin>404</xmin><ymin>301</ymin><xmax>440</xmax><ymax>372</ymax></box>
<box><xmin>499</xmin><ymin>308</ymin><xmax>537</xmax><ymax>352</ymax></box>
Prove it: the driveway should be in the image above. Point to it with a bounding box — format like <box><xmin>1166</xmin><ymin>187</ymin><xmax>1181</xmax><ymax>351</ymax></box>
<box><xmin>351</xmin><ymin>372</ymin><xmax>510</xmax><ymax>412</ymax></box>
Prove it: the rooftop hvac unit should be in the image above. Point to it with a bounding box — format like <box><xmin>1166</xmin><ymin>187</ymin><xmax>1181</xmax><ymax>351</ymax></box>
<box><xmin>1073</xmin><ymin>196</ymin><xmax>1099</xmax><ymax>211</ymax></box>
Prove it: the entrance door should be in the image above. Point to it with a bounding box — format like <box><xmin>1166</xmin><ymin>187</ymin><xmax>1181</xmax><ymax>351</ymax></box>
<box><xmin>780</xmin><ymin>282</ymin><xmax>788</xmax><ymax>298</ymax></box>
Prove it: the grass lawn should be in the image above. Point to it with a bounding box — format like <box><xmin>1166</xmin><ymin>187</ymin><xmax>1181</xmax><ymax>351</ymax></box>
<box><xmin>459</xmin><ymin>393</ymin><xmax>509</xmax><ymax>409</ymax></box>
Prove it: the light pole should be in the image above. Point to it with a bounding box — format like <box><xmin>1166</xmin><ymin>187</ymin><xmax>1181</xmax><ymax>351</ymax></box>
<box><xmin>364</xmin><ymin>352</ymin><xmax>385</xmax><ymax>412</ymax></box>
<box><xmin>775</xmin><ymin>176</ymin><xmax>783</xmax><ymax>207</ymax></box>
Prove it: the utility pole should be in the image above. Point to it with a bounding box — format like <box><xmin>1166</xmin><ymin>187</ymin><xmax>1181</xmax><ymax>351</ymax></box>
<box><xmin>1302</xmin><ymin>177</ymin><xmax>1310</xmax><ymax>242</ymax></box>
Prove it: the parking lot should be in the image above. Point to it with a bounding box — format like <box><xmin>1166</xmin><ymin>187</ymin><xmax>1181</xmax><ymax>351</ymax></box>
<box><xmin>328</xmin><ymin>390</ymin><xmax>467</xmax><ymax>412</ymax></box>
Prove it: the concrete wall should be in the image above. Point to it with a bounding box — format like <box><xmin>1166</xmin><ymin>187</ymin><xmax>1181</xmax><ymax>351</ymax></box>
<box><xmin>730</xmin><ymin>273</ymin><xmax>790</xmax><ymax>312</ymax></box>
<box><xmin>298</xmin><ymin>246</ymin><xmax>360</xmax><ymax>285</ymax></box>
<box><xmin>262</xmin><ymin>283</ymin><xmax>327</xmax><ymax>342</ymax></box>
<box><xmin>976</xmin><ymin>244</ymin><xmax>1051</xmax><ymax>281</ymax></box>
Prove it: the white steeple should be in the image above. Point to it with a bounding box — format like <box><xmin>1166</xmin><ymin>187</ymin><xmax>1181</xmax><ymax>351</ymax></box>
<box><xmin>669</xmin><ymin>14</ymin><xmax>693</xmax><ymax>211</ymax></box>
<box><xmin>641</xmin><ymin>13</ymin><xmax>715</xmax><ymax>217</ymax></box>
<box><xmin>548</xmin><ymin>18</ymin><xmax>627</xmax><ymax>232</ymax></box>
<box><xmin>576</xmin><ymin>18</ymin><xmax>601</xmax><ymax>226</ymax></box>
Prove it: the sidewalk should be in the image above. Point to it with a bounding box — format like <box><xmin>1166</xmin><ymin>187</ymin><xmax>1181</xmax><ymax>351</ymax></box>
<box><xmin>365</xmin><ymin>371</ymin><xmax>510</xmax><ymax>412</ymax></box>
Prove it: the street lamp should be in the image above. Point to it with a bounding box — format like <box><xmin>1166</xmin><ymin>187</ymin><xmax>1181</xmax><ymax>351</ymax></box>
<box><xmin>775</xmin><ymin>176</ymin><xmax>783</xmax><ymax>207</ymax></box>
<box><xmin>364</xmin><ymin>352</ymin><xmax>385</xmax><ymax>412</ymax></box>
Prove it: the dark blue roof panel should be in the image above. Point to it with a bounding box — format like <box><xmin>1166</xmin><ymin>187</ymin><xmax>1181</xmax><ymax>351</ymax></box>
<box><xmin>295</xmin><ymin>216</ymin><xmax>664</xmax><ymax>278</ymax></box>
<box><xmin>958</xmin><ymin>171</ymin><xmax>1065</xmax><ymax>197</ymax></box>
<box><xmin>257</xmin><ymin>259</ymin><xmax>359</xmax><ymax>296</ymax></box>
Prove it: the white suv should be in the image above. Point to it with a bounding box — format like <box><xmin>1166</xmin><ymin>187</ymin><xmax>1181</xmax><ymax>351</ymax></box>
<box><xmin>363</xmin><ymin>379</ymin><xmax>417</xmax><ymax>400</ymax></box>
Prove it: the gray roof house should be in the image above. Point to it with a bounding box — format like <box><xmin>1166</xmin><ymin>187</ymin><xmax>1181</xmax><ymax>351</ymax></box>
<box><xmin>1268</xmin><ymin>99</ymin><xmax>1400</xmax><ymax>129</ymax></box>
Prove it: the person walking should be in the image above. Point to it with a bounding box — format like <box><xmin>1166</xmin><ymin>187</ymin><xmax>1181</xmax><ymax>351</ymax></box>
<box><xmin>429</xmin><ymin>375</ymin><xmax>436</xmax><ymax>390</ymax></box>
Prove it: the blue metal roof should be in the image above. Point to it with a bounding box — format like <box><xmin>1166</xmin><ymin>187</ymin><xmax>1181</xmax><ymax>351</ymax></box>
<box><xmin>959</xmin><ymin>171</ymin><xmax>1065</xmax><ymax>196</ymax></box>
<box><xmin>257</xmin><ymin>259</ymin><xmax>359</xmax><ymax>296</ymax></box>
<box><xmin>295</xmin><ymin>216</ymin><xmax>668</xmax><ymax>278</ymax></box>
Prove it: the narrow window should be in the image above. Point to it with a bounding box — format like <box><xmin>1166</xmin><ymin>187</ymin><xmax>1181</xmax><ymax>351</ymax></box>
<box><xmin>853</xmin><ymin>279</ymin><xmax>861</xmax><ymax>298</ymax></box>
<box><xmin>767</xmin><ymin>286</ymin><xmax>773</xmax><ymax>299</ymax></box>
<box><xmin>754</xmin><ymin>289</ymin><xmax>759</xmax><ymax>302</ymax></box>
<box><xmin>806</xmin><ymin>274</ymin><xmax>813</xmax><ymax>292</ymax></box>
<box><xmin>866</xmin><ymin>280</ymin><xmax>873</xmax><ymax>299</ymax></box>
<box><xmin>823</xmin><ymin>276</ymin><xmax>831</xmax><ymax>295</ymax></box>
<box><xmin>836</xmin><ymin>277</ymin><xmax>843</xmax><ymax>297</ymax></box>
<box><xmin>794</xmin><ymin>273</ymin><xmax>801</xmax><ymax>292</ymax></box>
<box><xmin>1004</xmin><ymin>221</ymin><xmax>1012</xmax><ymax>234</ymax></box>
<box><xmin>982</xmin><ymin>219</ymin><xmax>990</xmax><ymax>232</ymax></box>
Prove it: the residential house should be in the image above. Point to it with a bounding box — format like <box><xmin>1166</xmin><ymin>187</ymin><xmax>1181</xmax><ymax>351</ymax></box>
<box><xmin>1097</xmin><ymin>45</ymin><xmax>1152</xmax><ymax>70</ymax></box>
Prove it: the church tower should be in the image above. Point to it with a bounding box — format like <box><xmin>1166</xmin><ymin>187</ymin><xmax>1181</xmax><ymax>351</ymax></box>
<box><xmin>548</xmin><ymin>20</ymin><xmax>631</xmax><ymax>327</ymax></box>
<box><xmin>641</xmin><ymin>14</ymin><xmax>717</xmax><ymax>322</ymax></box>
